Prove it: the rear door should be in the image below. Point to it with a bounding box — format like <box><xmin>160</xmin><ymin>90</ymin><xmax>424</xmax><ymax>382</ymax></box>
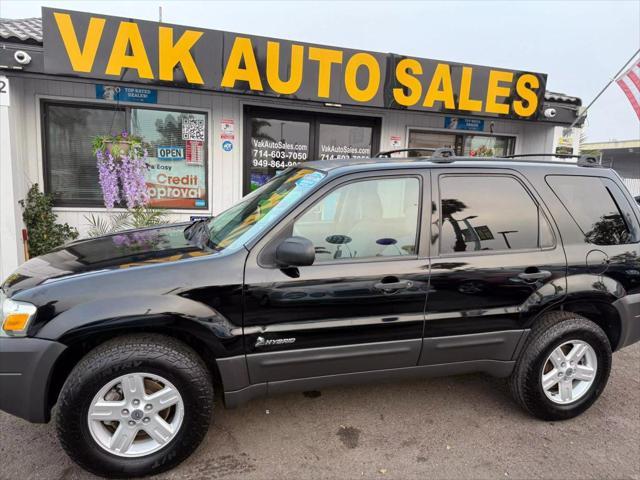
<box><xmin>243</xmin><ymin>170</ymin><xmax>430</xmax><ymax>383</ymax></box>
<box><xmin>422</xmin><ymin>169</ymin><xmax>567</xmax><ymax>366</ymax></box>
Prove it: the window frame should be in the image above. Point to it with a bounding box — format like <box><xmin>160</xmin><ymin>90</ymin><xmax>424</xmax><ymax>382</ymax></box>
<box><xmin>40</xmin><ymin>99</ymin><xmax>210</xmax><ymax>210</ymax></box>
<box><xmin>255</xmin><ymin>170</ymin><xmax>428</xmax><ymax>268</ymax></box>
<box><xmin>434</xmin><ymin>171</ymin><xmax>557</xmax><ymax>257</ymax></box>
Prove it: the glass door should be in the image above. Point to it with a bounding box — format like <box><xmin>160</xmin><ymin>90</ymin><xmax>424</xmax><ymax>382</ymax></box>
<box><xmin>317</xmin><ymin>123</ymin><xmax>373</xmax><ymax>160</ymax></box>
<box><xmin>244</xmin><ymin>107</ymin><xmax>381</xmax><ymax>194</ymax></box>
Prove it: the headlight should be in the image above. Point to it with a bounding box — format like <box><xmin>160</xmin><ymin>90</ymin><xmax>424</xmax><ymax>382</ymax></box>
<box><xmin>1</xmin><ymin>295</ymin><xmax>37</xmax><ymax>337</ymax></box>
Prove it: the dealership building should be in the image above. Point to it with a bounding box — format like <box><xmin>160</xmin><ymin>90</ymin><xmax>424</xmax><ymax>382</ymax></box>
<box><xmin>0</xmin><ymin>9</ymin><xmax>585</xmax><ymax>280</ymax></box>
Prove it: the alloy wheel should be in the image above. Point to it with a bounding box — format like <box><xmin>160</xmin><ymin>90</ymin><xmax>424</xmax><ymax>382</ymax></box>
<box><xmin>87</xmin><ymin>372</ymin><xmax>184</xmax><ymax>457</ymax></box>
<box><xmin>541</xmin><ymin>339</ymin><xmax>598</xmax><ymax>405</ymax></box>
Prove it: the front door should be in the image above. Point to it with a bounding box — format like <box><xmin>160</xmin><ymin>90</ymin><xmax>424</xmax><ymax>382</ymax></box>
<box><xmin>421</xmin><ymin>169</ymin><xmax>567</xmax><ymax>365</ymax></box>
<box><xmin>243</xmin><ymin>171</ymin><xmax>429</xmax><ymax>383</ymax></box>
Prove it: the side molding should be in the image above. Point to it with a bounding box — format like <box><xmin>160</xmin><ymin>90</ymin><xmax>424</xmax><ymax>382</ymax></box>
<box><xmin>223</xmin><ymin>359</ymin><xmax>516</xmax><ymax>408</ymax></box>
<box><xmin>419</xmin><ymin>330</ymin><xmax>527</xmax><ymax>365</ymax></box>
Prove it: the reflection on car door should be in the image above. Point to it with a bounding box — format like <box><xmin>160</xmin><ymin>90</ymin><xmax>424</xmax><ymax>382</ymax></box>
<box><xmin>421</xmin><ymin>170</ymin><xmax>567</xmax><ymax>366</ymax></box>
<box><xmin>243</xmin><ymin>171</ymin><xmax>430</xmax><ymax>384</ymax></box>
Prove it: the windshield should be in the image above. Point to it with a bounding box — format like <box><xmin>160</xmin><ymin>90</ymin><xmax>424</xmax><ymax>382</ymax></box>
<box><xmin>204</xmin><ymin>168</ymin><xmax>326</xmax><ymax>252</ymax></box>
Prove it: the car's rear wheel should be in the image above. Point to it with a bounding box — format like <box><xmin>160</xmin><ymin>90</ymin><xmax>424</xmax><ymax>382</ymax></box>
<box><xmin>56</xmin><ymin>334</ymin><xmax>213</xmax><ymax>478</ymax></box>
<box><xmin>509</xmin><ymin>311</ymin><xmax>612</xmax><ymax>421</ymax></box>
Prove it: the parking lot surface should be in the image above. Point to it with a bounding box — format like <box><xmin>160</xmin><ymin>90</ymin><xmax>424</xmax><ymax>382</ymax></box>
<box><xmin>1</xmin><ymin>343</ymin><xmax>638</xmax><ymax>480</ymax></box>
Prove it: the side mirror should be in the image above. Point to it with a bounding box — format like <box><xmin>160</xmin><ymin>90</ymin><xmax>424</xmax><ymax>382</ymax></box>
<box><xmin>275</xmin><ymin>236</ymin><xmax>315</xmax><ymax>267</ymax></box>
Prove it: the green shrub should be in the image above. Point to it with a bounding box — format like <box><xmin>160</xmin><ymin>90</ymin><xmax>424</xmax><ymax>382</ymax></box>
<box><xmin>19</xmin><ymin>184</ymin><xmax>79</xmax><ymax>257</ymax></box>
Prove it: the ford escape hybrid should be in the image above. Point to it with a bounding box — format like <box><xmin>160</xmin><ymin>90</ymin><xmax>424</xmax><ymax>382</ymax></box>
<box><xmin>1</xmin><ymin>153</ymin><xmax>640</xmax><ymax>478</ymax></box>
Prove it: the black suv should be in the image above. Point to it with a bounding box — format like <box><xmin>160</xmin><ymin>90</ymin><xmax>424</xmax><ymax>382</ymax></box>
<box><xmin>1</xmin><ymin>155</ymin><xmax>639</xmax><ymax>478</ymax></box>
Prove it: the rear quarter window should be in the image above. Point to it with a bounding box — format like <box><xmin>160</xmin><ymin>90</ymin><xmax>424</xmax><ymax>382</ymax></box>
<box><xmin>546</xmin><ymin>175</ymin><xmax>638</xmax><ymax>246</ymax></box>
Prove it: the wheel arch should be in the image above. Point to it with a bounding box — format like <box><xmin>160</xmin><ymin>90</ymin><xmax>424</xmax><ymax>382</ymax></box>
<box><xmin>45</xmin><ymin>318</ymin><xmax>232</xmax><ymax>419</ymax></box>
<box><xmin>539</xmin><ymin>296</ymin><xmax>623</xmax><ymax>351</ymax></box>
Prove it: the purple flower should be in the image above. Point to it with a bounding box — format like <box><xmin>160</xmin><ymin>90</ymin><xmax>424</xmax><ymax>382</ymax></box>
<box><xmin>118</xmin><ymin>149</ymin><xmax>149</xmax><ymax>208</ymax></box>
<box><xmin>96</xmin><ymin>142</ymin><xmax>149</xmax><ymax>209</ymax></box>
<box><xmin>96</xmin><ymin>149</ymin><xmax>120</xmax><ymax>209</ymax></box>
<box><xmin>121</xmin><ymin>130</ymin><xmax>129</xmax><ymax>139</ymax></box>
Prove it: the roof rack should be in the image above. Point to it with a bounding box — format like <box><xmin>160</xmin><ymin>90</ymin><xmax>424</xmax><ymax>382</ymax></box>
<box><xmin>501</xmin><ymin>153</ymin><xmax>602</xmax><ymax>167</ymax></box>
<box><xmin>373</xmin><ymin>149</ymin><xmax>603</xmax><ymax>168</ymax></box>
<box><xmin>375</xmin><ymin>147</ymin><xmax>456</xmax><ymax>160</ymax></box>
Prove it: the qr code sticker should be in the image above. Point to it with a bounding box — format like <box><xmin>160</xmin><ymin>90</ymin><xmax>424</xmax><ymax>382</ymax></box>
<box><xmin>182</xmin><ymin>116</ymin><xmax>205</xmax><ymax>141</ymax></box>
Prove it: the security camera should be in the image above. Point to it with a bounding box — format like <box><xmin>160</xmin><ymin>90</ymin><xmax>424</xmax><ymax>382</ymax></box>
<box><xmin>14</xmin><ymin>50</ymin><xmax>32</xmax><ymax>65</ymax></box>
<box><xmin>543</xmin><ymin>108</ymin><xmax>557</xmax><ymax>119</ymax></box>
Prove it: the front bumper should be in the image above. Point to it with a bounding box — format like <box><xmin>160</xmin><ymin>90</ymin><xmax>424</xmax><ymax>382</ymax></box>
<box><xmin>0</xmin><ymin>337</ymin><xmax>66</xmax><ymax>423</ymax></box>
<box><xmin>613</xmin><ymin>293</ymin><xmax>640</xmax><ymax>350</ymax></box>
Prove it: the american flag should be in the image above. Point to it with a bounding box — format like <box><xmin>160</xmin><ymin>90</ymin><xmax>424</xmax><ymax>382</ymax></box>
<box><xmin>616</xmin><ymin>60</ymin><xmax>640</xmax><ymax>120</ymax></box>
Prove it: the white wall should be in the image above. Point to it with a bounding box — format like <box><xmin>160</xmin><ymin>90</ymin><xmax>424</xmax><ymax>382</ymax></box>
<box><xmin>0</xmin><ymin>75</ymin><xmax>23</xmax><ymax>281</ymax></box>
<box><xmin>4</xmin><ymin>73</ymin><xmax>560</xmax><ymax>261</ymax></box>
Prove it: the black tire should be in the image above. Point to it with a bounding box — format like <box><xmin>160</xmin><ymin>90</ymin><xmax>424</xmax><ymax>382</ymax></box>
<box><xmin>55</xmin><ymin>334</ymin><xmax>213</xmax><ymax>478</ymax></box>
<box><xmin>509</xmin><ymin>311</ymin><xmax>612</xmax><ymax>421</ymax></box>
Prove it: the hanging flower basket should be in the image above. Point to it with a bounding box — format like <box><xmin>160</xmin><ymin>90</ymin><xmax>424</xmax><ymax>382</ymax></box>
<box><xmin>92</xmin><ymin>131</ymin><xmax>144</xmax><ymax>158</ymax></box>
<box><xmin>103</xmin><ymin>140</ymin><xmax>132</xmax><ymax>157</ymax></box>
<box><xmin>92</xmin><ymin>131</ymin><xmax>150</xmax><ymax>209</ymax></box>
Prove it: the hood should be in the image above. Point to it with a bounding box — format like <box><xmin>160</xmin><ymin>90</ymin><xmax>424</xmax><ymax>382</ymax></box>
<box><xmin>2</xmin><ymin>223</ymin><xmax>213</xmax><ymax>296</ymax></box>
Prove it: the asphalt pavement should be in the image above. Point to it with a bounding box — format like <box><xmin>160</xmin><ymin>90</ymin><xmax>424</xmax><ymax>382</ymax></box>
<box><xmin>1</xmin><ymin>343</ymin><xmax>638</xmax><ymax>480</ymax></box>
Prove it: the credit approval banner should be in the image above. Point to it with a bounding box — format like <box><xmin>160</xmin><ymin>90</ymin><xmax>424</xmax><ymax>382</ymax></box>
<box><xmin>43</xmin><ymin>7</ymin><xmax>547</xmax><ymax>121</ymax></box>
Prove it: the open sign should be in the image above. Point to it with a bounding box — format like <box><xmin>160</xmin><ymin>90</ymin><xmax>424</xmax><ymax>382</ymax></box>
<box><xmin>157</xmin><ymin>146</ymin><xmax>185</xmax><ymax>160</ymax></box>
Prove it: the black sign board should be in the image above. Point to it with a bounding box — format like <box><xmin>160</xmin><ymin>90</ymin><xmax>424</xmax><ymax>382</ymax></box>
<box><xmin>43</xmin><ymin>7</ymin><xmax>547</xmax><ymax>120</ymax></box>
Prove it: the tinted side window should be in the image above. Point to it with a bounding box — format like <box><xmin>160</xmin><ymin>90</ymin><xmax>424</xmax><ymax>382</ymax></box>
<box><xmin>439</xmin><ymin>175</ymin><xmax>551</xmax><ymax>254</ymax></box>
<box><xmin>547</xmin><ymin>175</ymin><xmax>633</xmax><ymax>246</ymax></box>
<box><xmin>293</xmin><ymin>177</ymin><xmax>420</xmax><ymax>262</ymax></box>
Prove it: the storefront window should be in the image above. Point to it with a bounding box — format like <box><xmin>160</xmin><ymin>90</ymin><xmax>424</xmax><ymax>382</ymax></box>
<box><xmin>464</xmin><ymin>135</ymin><xmax>515</xmax><ymax>157</ymax></box>
<box><xmin>131</xmin><ymin>109</ymin><xmax>208</xmax><ymax>209</ymax></box>
<box><xmin>407</xmin><ymin>131</ymin><xmax>458</xmax><ymax>156</ymax></box>
<box><xmin>44</xmin><ymin>103</ymin><xmax>126</xmax><ymax>206</ymax></box>
<box><xmin>248</xmin><ymin>117</ymin><xmax>310</xmax><ymax>191</ymax></box>
<box><xmin>43</xmin><ymin>102</ymin><xmax>208</xmax><ymax>209</ymax></box>
<box><xmin>408</xmin><ymin>129</ymin><xmax>515</xmax><ymax>157</ymax></box>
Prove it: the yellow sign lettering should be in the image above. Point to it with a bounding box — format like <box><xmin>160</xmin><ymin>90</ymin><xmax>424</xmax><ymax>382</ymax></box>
<box><xmin>423</xmin><ymin>63</ymin><xmax>455</xmax><ymax>109</ymax></box>
<box><xmin>53</xmin><ymin>12</ymin><xmax>105</xmax><ymax>73</ymax></box>
<box><xmin>308</xmin><ymin>47</ymin><xmax>343</xmax><ymax>98</ymax></box>
<box><xmin>458</xmin><ymin>66</ymin><xmax>483</xmax><ymax>112</ymax></box>
<box><xmin>486</xmin><ymin>70</ymin><xmax>513</xmax><ymax>115</ymax></box>
<box><xmin>344</xmin><ymin>53</ymin><xmax>380</xmax><ymax>103</ymax></box>
<box><xmin>393</xmin><ymin>59</ymin><xmax>423</xmax><ymax>107</ymax></box>
<box><xmin>266</xmin><ymin>41</ymin><xmax>304</xmax><ymax>95</ymax></box>
<box><xmin>221</xmin><ymin>37</ymin><xmax>263</xmax><ymax>90</ymax></box>
<box><xmin>105</xmin><ymin>22</ymin><xmax>153</xmax><ymax>79</ymax></box>
<box><xmin>513</xmin><ymin>74</ymin><xmax>540</xmax><ymax>117</ymax></box>
<box><xmin>158</xmin><ymin>27</ymin><xmax>204</xmax><ymax>84</ymax></box>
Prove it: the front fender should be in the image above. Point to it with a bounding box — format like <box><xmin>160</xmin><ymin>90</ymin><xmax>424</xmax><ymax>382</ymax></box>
<box><xmin>35</xmin><ymin>294</ymin><xmax>242</xmax><ymax>357</ymax></box>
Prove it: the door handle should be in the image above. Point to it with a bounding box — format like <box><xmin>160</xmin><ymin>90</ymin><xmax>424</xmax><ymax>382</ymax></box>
<box><xmin>374</xmin><ymin>280</ymin><xmax>413</xmax><ymax>291</ymax></box>
<box><xmin>518</xmin><ymin>270</ymin><xmax>552</xmax><ymax>281</ymax></box>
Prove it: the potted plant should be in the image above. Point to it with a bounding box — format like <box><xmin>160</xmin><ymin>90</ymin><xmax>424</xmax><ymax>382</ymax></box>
<box><xmin>92</xmin><ymin>130</ymin><xmax>144</xmax><ymax>158</ymax></box>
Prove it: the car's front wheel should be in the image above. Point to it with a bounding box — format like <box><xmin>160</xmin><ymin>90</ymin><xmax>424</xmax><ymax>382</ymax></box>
<box><xmin>56</xmin><ymin>334</ymin><xmax>213</xmax><ymax>478</ymax></box>
<box><xmin>509</xmin><ymin>311</ymin><xmax>612</xmax><ymax>421</ymax></box>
